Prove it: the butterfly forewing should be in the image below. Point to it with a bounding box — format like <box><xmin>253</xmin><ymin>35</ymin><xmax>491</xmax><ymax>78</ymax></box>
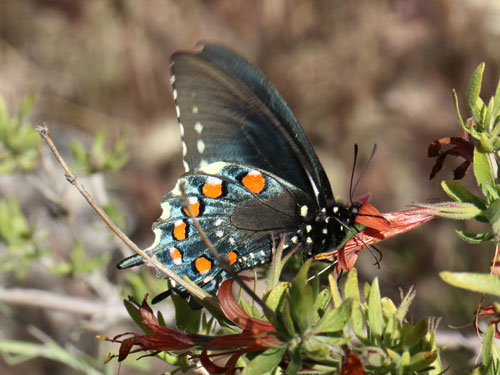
<box><xmin>171</xmin><ymin>44</ymin><xmax>334</xmax><ymax>207</ymax></box>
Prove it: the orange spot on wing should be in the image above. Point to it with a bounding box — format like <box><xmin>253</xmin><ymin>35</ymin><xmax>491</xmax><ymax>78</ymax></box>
<box><xmin>227</xmin><ymin>251</ymin><xmax>238</xmax><ymax>265</ymax></box>
<box><xmin>169</xmin><ymin>247</ymin><xmax>183</xmax><ymax>264</ymax></box>
<box><xmin>183</xmin><ymin>201</ymin><xmax>200</xmax><ymax>217</ymax></box>
<box><xmin>195</xmin><ymin>256</ymin><xmax>212</xmax><ymax>274</ymax></box>
<box><xmin>173</xmin><ymin>221</ymin><xmax>187</xmax><ymax>240</ymax></box>
<box><xmin>202</xmin><ymin>180</ymin><xmax>223</xmax><ymax>198</ymax></box>
<box><xmin>242</xmin><ymin>171</ymin><xmax>265</xmax><ymax>194</ymax></box>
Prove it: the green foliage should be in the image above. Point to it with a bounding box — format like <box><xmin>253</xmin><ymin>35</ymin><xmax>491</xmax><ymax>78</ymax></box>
<box><xmin>0</xmin><ymin>199</ymin><xmax>48</xmax><ymax>278</ymax></box>
<box><xmin>471</xmin><ymin>325</ymin><xmax>500</xmax><ymax>375</ymax></box>
<box><xmin>0</xmin><ymin>335</ymin><xmax>109</xmax><ymax>375</ymax></box>
<box><xmin>50</xmin><ymin>240</ymin><xmax>110</xmax><ymax>276</ymax></box>
<box><xmin>0</xmin><ymin>94</ymin><xmax>40</xmax><ymax>173</ymax></box>
<box><xmin>230</xmin><ymin>266</ymin><xmax>441</xmax><ymax>374</ymax></box>
<box><xmin>70</xmin><ymin>129</ymin><xmax>129</xmax><ymax>174</ymax></box>
<box><xmin>430</xmin><ymin>63</ymin><xmax>500</xmax><ymax>372</ymax></box>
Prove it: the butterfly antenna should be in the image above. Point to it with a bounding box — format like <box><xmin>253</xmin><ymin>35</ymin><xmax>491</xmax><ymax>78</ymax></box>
<box><xmin>351</xmin><ymin>143</ymin><xmax>378</xmax><ymax>201</ymax></box>
<box><xmin>349</xmin><ymin>144</ymin><xmax>359</xmax><ymax>204</ymax></box>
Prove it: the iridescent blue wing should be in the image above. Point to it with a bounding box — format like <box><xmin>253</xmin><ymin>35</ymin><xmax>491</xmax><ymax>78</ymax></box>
<box><xmin>118</xmin><ymin>162</ymin><xmax>317</xmax><ymax>295</ymax></box>
<box><xmin>171</xmin><ymin>44</ymin><xmax>334</xmax><ymax>208</ymax></box>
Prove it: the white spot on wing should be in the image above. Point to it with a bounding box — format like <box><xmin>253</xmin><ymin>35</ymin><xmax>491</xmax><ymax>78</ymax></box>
<box><xmin>171</xmin><ymin>178</ymin><xmax>188</xmax><ymax>196</ymax></box>
<box><xmin>175</xmin><ymin>105</ymin><xmax>181</xmax><ymax>118</ymax></box>
<box><xmin>170</xmin><ymin>75</ymin><xmax>175</xmax><ymax>84</ymax></box>
<box><xmin>192</xmin><ymin>106</ymin><xmax>198</xmax><ymax>114</ymax></box>
<box><xmin>199</xmin><ymin>161</ymin><xmax>227</xmax><ymax>175</ymax></box>
<box><xmin>169</xmin><ymin>248</ymin><xmax>182</xmax><ymax>265</ymax></box>
<box><xmin>215</xmin><ymin>218</ymin><xmax>223</xmax><ymax>226</ymax></box>
<box><xmin>248</xmin><ymin>169</ymin><xmax>261</xmax><ymax>176</ymax></box>
<box><xmin>182</xmin><ymin>141</ymin><xmax>187</xmax><ymax>156</ymax></box>
<box><xmin>229</xmin><ymin>237</ymin><xmax>235</xmax><ymax>245</ymax></box>
<box><xmin>194</xmin><ymin>121</ymin><xmax>203</xmax><ymax>134</ymax></box>
<box><xmin>179</xmin><ymin>123</ymin><xmax>185</xmax><ymax>136</ymax></box>
<box><xmin>207</xmin><ymin>176</ymin><xmax>222</xmax><ymax>185</ymax></box>
<box><xmin>203</xmin><ymin>275</ymin><xmax>214</xmax><ymax>283</ymax></box>
<box><xmin>172</xmin><ymin>89</ymin><xmax>178</xmax><ymax>100</ymax></box>
<box><xmin>183</xmin><ymin>160</ymin><xmax>190</xmax><ymax>172</ymax></box>
<box><xmin>216</xmin><ymin>230</ymin><xmax>223</xmax><ymax>237</ymax></box>
<box><xmin>144</xmin><ymin>228</ymin><xmax>163</xmax><ymax>251</ymax></box>
<box><xmin>160</xmin><ymin>202</ymin><xmax>171</xmax><ymax>220</ymax></box>
<box><xmin>197</xmin><ymin>139</ymin><xmax>205</xmax><ymax>154</ymax></box>
<box><xmin>300</xmin><ymin>205</ymin><xmax>309</xmax><ymax>217</ymax></box>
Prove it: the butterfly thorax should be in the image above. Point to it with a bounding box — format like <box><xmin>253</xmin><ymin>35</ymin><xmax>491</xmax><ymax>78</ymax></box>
<box><xmin>305</xmin><ymin>202</ymin><xmax>361</xmax><ymax>257</ymax></box>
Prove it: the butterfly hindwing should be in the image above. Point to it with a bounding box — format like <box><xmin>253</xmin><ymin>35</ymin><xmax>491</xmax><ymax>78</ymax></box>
<box><xmin>119</xmin><ymin>162</ymin><xmax>317</xmax><ymax>294</ymax></box>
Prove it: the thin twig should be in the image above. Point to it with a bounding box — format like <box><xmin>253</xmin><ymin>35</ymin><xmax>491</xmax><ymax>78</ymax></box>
<box><xmin>0</xmin><ymin>287</ymin><xmax>131</xmax><ymax>320</ymax></box>
<box><xmin>180</xmin><ymin>181</ymin><xmax>277</xmax><ymax>320</ymax></box>
<box><xmin>36</xmin><ymin>123</ymin><xmax>219</xmax><ymax>311</ymax></box>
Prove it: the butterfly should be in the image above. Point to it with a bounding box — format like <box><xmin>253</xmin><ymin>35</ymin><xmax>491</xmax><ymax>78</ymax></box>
<box><xmin>118</xmin><ymin>44</ymin><xmax>361</xmax><ymax>297</ymax></box>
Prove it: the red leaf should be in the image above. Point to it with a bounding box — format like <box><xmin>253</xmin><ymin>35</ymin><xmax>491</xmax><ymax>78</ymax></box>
<box><xmin>218</xmin><ymin>279</ymin><xmax>276</xmax><ymax>334</ymax></box>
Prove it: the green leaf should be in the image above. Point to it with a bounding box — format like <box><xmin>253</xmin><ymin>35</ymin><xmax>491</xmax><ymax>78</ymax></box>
<box><xmin>493</xmin><ymin>78</ymin><xmax>500</xmax><ymax>118</ymax></box>
<box><xmin>395</xmin><ymin>288</ymin><xmax>416</xmax><ymax>323</ymax></box>
<box><xmin>441</xmin><ymin>180</ymin><xmax>487</xmax><ymax>209</ymax></box>
<box><xmin>367</xmin><ymin>278</ymin><xmax>383</xmax><ymax>338</ymax></box>
<box><xmin>313</xmin><ymin>287</ymin><xmax>331</xmax><ymax>316</ymax></box>
<box><xmin>474</xmin><ymin>146</ymin><xmax>498</xmax><ymax>200</ymax></box>
<box><xmin>171</xmin><ymin>293</ymin><xmax>201</xmax><ymax>332</ymax></box>
<box><xmin>311</xmin><ymin>298</ymin><xmax>352</xmax><ymax>334</ymax></box>
<box><xmin>417</xmin><ymin>202</ymin><xmax>482</xmax><ymax>220</ymax></box>
<box><xmin>241</xmin><ymin>345</ymin><xmax>287</xmax><ymax>375</ymax></box>
<box><xmin>402</xmin><ymin>319</ymin><xmax>428</xmax><ymax>349</ymax></box>
<box><xmin>276</xmin><ymin>298</ymin><xmax>296</xmax><ymax>339</ymax></box>
<box><xmin>487</xmin><ymin>199</ymin><xmax>500</xmax><ymax>239</ymax></box>
<box><xmin>345</xmin><ymin>269</ymin><xmax>364</xmax><ymax>338</ymax></box>
<box><xmin>123</xmin><ymin>299</ymin><xmax>153</xmax><ymax>335</ymax></box>
<box><xmin>452</xmin><ymin>89</ymin><xmax>470</xmax><ymax>135</ymax></box>
<box><xmin>408</xmin><ymin>351</ymin><xmax>438</xmax><ymax>372</ymax></box>
<box><xmin>286</xmin><ymin>346</ymin><xmax>302</xmax><ymax>375</ymax></box>
<box><xmin>456</xmin><ymin>230</ymin><xmax>495</xmax><ymax>244</ymax></box>
<box><xmin>481</xmin><ymin>324</ymin><xmax>500</xmax><ymax>374</ymax></box>
<box><xmin>328</xmin><ymin>274</ymin><xmax>342</xmax><ymax>308</ymax></box>
<box><xmin>467</xmin><ymin>63</ymin><xmax>485</xmax><ymax>122</ymax></box>
<box><xmin>289</xmin><ymin>260</ymin><xmax>314</xmax><ymax>333</ymax></box>
<box><xmin>345</xmin><ymin>268</ymin><xmax>361</xmax><ymax>301</ymax></box>
<box><xmin>484</xmin><ymin>97</ymin><xmax>495</xmax><ymax>132</ymax></box>
<box><xmin>479</xmin><ymin>133</ymin><xmax>495</xmax><ymax>152</ymax></box>
<box><xmin>264</xmin><ymin>282</ymin><xmax>289</xmax><ymax>311</ymax></box>
<box><xmin>440</xmin><ymin>272</ymin><xmax>500</xmax><ymax>296</ymax></box>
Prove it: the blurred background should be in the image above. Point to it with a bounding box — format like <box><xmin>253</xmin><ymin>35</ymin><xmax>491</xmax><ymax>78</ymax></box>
<box><xmin>1</xmin><ymin>0</ymin><xmax>499</xmax><ymax>374</ymax></box>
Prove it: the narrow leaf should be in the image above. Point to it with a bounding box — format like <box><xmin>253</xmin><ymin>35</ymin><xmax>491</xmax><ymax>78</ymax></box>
<box><xmin>241</xmin><ymin>346</ymin><xmax>287</xmax><ymax>375</ymax></box>
<box><xmin>474</xmin><ymin>146</ymin><xmax>497</xmax><ymax>200</ymax></box>
<box><xmin>440</xmin><ymin>272</ymin><xmax>500</xmax><ymax>296</ymax></box>
<box><xmin>467</xmin><ymin>63</ymin><xmax>485</xmax><ymax>121</ymax></box>
<box><xmin>441</xmin><ymin>180</ymin><xmax>486</xmax><ymax>209</ymax></box>
<box><xmin>456</xmin><ymin>230</ymin><xmax>495</xmax><ymax>244</ymax></box>
<box><xmin>367</xmin><ymin>278</ymin><xmax>383</xmax><ymax>337</ymax></box>
<box><xmin>311</xmin><ymin>298</ymin><xmax>353</xmax><ymax>334</ymax></box>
